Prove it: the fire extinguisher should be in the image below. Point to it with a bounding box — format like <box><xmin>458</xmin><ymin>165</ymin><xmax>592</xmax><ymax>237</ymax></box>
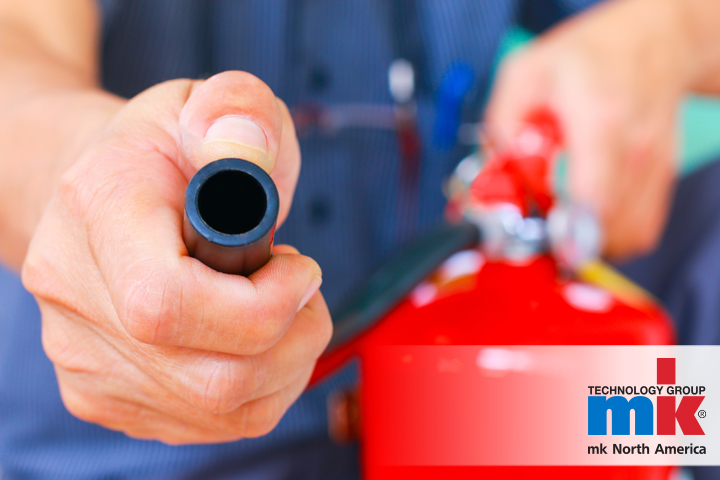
<box><xmin>183</xmin><ymin>111</ymin><xmax>675</xmax><ymax>480</ymax></box>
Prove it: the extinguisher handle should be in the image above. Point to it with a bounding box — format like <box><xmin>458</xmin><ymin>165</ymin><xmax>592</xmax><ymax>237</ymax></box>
<box><xmin>523</xmin><ymin>108</ymin><xmax>562</xmax><ymax>148</ymax></box>
<box><xmin>183</xmin><ymin>158</ymin><xmax>279</xmax><ymax>277</ymax></box>
<box><xmin>470</xmin><ymin>109</ymin><xmax>562</xmax><ymax>215</ymax></box>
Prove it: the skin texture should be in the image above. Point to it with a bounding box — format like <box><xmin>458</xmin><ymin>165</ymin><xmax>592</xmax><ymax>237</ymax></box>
<box><xmin>485</xmin><ymin>0</ymin><xmax>720</xmax><ymax>259</ymax></box>
<box><xmin>1</xmin><ymin>0</ymin><xmax>720</xmax><ymax>444</ymax></box>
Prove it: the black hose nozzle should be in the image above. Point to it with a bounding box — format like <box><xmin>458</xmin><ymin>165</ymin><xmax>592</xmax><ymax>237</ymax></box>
<box><xmin>183</xmin><ymin>158</ymin><xmax>279</xmax><ymax>276</ymax></box>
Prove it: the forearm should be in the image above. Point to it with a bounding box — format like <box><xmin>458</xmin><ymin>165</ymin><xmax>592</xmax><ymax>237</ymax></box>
<box><xmin>676</xmin><ymin>0</ymin><xmax>720</xmax><ymax>94</ymax></box>
<box><xmin>0</xmin><ymin>21</ymin><xmax>124</xmax><ymax>270</ymax></box>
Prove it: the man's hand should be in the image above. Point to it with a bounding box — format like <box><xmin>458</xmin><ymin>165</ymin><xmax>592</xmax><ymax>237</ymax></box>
<box><xmin>22</xmin><ymin>71</ymin><xmax>331</xmax><ymax>444</ymax></box>
<box><xmin>485</xmin><ymin>0</ymin><xmax>701</xmax><ymax>259</ymax></box>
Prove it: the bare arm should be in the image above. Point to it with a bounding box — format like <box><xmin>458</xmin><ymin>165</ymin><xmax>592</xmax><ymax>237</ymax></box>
<box><xmin>0</xmin><ymin>0</ymin><xmax>124</xmax><ymax>270</ymax></box>
<box><xmin>681</xmin><ymin>0</ymin><xmax>720</xmax><ymax>94</ymax></box>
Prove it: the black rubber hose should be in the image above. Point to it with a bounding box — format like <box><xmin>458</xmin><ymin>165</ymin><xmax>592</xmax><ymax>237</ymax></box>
<box><xmin>327</xmin><ymin>221</ymin><xmax>481</xmax><ymax>349</ymax></box>
<box><xmin>183</xmin><ymin>158</ymin><xmax>279</xmax><ymax>276</ymax></box>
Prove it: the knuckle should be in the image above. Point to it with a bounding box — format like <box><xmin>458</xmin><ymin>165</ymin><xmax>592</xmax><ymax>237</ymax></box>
<box><xmin>187</xmin><ymin>360</ymin><xmax>253</xmax><ymax>414</ymax></box>
<box><xmin>41</xmin><ymin>336</ymin><xmax>64</xmax><ymax>369</ymax></box>
<box><xmin>56</xmin><ymin>170</ymin><xmax>86</xmax><ymax>212</ymax></box>
<box><xmin>61</xmin><ymin>389</ymin><xmax>108</xmax><ymax>426</ymax></box>
<box><xmin>120</xmin><ymin>269</ymin><xmax>177</xmax><ymax>345</ymax></box>
<box><xmin>41</xmin><ymin>318</ymin><xmax>109</xmax><ymax>375</ymax></box>
<box><xmin>239</xmin><ymin>254</ymin><xmax>324</xmax><ymax>355</ymax></box>
<box><xmin>21</xmin><ymin>210</ymin><xmax>78</xmax><ymax>301</ymax></box>
<box><xmin>242</xmin><ymin>398</ymin><xmax>284</xmax><ymax>438</ymax></box>
<box><xmin>20</xmin><ymin>250</ymin><xmax>51</xmax><ymax>297</ymax></box>
<box><xmin>56</xmin><ymin>164</ymin><xmax>106</xmax><ymax>224</ymax></box>
<box><xmin>41</xmin><ymin>325</ymin><xmax>81</xmax><ymax>373</ymax></box>
<box><xmin>301</xmin><ymin>256</ymin><xmax>323</xmax><ymax>280</ymax></box>
<box><xmin>243</xmin><ymin>312</ymin><xmax>286</xmax><ymax>355</ymax></box>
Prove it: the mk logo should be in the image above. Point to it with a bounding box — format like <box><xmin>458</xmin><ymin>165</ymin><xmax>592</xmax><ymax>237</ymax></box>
<box><xmin>588</xmin><ymin>358</ymin><xmax>705</xmax><ymax>436</ymax></box>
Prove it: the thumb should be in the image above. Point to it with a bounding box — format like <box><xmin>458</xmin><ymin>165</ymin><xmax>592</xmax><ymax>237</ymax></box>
<box><xmin>177</xmin><ymin>71</ymin><xmax>299</xmax><ymax>225</ymax></box>
<box><xmin>178</xmin><ymin>71</ymin><xmax>283</xmax><ymax>174</ymax></box>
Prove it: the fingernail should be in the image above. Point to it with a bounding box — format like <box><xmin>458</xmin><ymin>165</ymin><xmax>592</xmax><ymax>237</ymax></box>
<box><xmin>298</xmin><ymin>276</ymin><xmax>323</xmax><ymax>312</ymax></box>
<box><xmin>205</xmin><ymin>115</ymin><xmax>267</xmax><ymax>154</ymax></box>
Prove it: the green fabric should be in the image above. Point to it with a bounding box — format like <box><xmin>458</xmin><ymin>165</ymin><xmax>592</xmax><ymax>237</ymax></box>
<box><xmin>681</xmin><ymin>95</ymin><xmax>720</xmax><ymax>173</ymax></box>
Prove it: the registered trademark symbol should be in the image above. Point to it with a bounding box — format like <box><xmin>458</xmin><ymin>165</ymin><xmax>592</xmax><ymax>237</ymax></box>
<box><xmin>698</xmin><ymin>410</ymin><xmax>707</xmax><ymax>418</ymax></box>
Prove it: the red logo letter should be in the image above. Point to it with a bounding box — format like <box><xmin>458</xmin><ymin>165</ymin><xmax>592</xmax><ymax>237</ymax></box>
<box><xmin>658</xmin><ymin>396</ymin><xmax>705</xmax><ymax>435</ymax></box>
<box><xmin>657</xmin><ymin>358</ymin><xmax>675</xmax><ymax>384</ymax></box>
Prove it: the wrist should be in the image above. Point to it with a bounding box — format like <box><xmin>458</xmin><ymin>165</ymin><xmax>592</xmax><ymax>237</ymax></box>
<box><xmin>624</xmin><ymin>0</ymin><xmax>697</xmax><ymax>97</ymax></box>
<box><xmin>0</xmin><ymin>87</ymin><xmax>124</xmax><ymax>269</ymax></box>
<box><xmin>664</xmin><ymin>0</ymin><xmax>720</xmax><ymax>93</ymax></box>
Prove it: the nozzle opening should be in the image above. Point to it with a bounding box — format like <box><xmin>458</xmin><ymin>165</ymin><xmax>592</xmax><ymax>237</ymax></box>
<box><xmin>197</xmin><ymin>170</ymin><xmax>268</xmax><ymax>235</ymax></box>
